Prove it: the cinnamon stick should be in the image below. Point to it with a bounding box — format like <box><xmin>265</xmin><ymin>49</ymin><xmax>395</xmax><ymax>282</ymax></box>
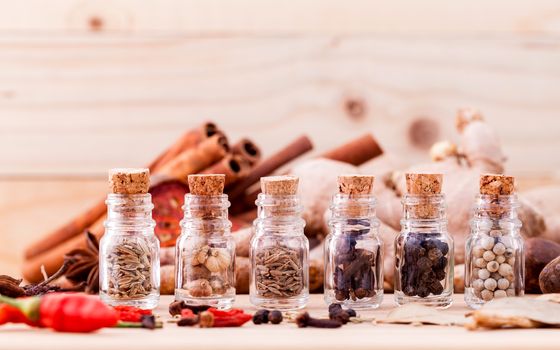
<box><xmin>201</xmin><ymin>153</ymin><xmax>252</xmax><ymax>188</ymax></box>
<box><xmin>232</xmin><ymin>138</ymin><xmax>261</xmax><ymax>166</ymax></box>
<box><xmin>230</xmin><ymin>134</ymin><xmax>384</xmax><ymax>214</ymax></box>
<box><xmin>227</xmin><ymin>135</ymin><xmax>313</xmax><ymax>201</ymax></box>
<box><xmin>157</xmin><ymin>133</ymin><xmax>229</xmax><ymax>179</ymax></box>
<box><xmin>150</xmin><ymin>122</ymin><xmax>219</xmax><ymax>171</ymax></box>
<box><xmin>23</xmin><ymin>122</ymin><xmax>218</xmax><ymax>260</ymax></box>
<box><xmin>321</xmin><ymin>133</ymin><xmax>383</xmax><ymax>166</ymax></box>
<box><xmin>23</xmin><ymin>128</ymin><xmax>229</xmax><ymax>282</ymax></box>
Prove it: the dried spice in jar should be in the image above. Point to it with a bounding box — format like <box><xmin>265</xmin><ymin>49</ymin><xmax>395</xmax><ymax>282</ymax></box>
<box><xmin>394</xmin><ymin>173</ymin><xmax>454</xmax><ymax>308</ymax></box>
<box><xmin>175</xmin><ymin>174</ymin><xmax>235</xmax><ymax>309</ymax></box>
<box><xmin>464</xmin><ymin>174</ymin><xmax>524</xmax><ymax>308</ymax></box>
<box><xmin>324</xmin><ymin>175</ymin><xmax>383</xmax><ymax>309</ymax></box>
<box><xmin>250</xmin><ymin>176</ymin><xmax>309</xmax><ymax>310</ymax></box>
<box><xmin>99</xmin><ymin>168</ymin><xmax>160</xmax><ymax>309</ymax></box>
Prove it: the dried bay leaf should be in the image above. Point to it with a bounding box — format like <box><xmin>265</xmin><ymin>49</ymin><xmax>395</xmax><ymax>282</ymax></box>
<box><xmin>467</xmin><ymin>297</ymin><xmax>560</xmax><ymax>330</ymax></box>
<box><xmin>379</xmin><ymin>304</ymin><xmax>467</xmax><ymax>326</ymax></box>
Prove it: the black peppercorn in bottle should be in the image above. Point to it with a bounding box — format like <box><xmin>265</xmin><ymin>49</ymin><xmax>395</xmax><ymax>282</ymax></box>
<box><xmin>394</xmin><ymin>173</ymin><xmax>454</xmax><ymax>308</ymax></box>
<box><xmin>464</xmin><ymin>174</ymin><xmax>524</xmax><ymax>309</ymax></box>
<box><xmin>324</xmin><ymin>175</ymin><xmax>383</xmax><ymax>309</ymax></box>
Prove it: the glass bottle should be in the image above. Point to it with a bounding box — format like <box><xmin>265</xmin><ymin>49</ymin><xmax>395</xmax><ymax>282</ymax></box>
<box><xmin>175</xmin><ymin>174</ymin><xmax>235</xmax><ymax>309</ymax></box>
<box><xmin>394</xmin><ymin>173</ymin><xmax>454</xmax><ymax>308</ymax></box>
<box><xmin>99</xmin><ymin>168</ymin><xmax>160</xmax><ymax>309</ymax></box>
<box><xmin>250</xmin><ymin>176</ymin><xmax>309</xmax><ymax>310</ymax></box>
<box><xmin>324</xmin><ymin>175</ymin><xmax>383</xmax><ymax>309</ymax></box>
<box><xmin>465</xmin><ymin>174</ymin><xmax>524</xmax><ymax>309</ymax></box>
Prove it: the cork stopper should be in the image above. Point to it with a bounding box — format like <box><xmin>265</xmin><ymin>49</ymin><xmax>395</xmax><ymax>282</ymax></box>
<box><xmin>260</xmin><ymin>175</ymin><xmax>299</xmax><ymax>195</ymax></box>
<box><xmin>405</xmin><ymin>173</ymin><xmax>443</xmax><ymax>195</ymax></box>
<box><xmin>480</xmin><ymin>174</ymin><xmax>515</xmax><ymax>196</ymax></box>
<box><xmin>188</xmin><ymin>174</ymin><xmax>225</xmax><ymax>196</ymax></box>
<box><xmin>338</xmin><ymin>174</ymin><xmax>374</xmax><ymax>195</ymax></box>
<box><xmin>109</xmin><ymin>168</ymin><xmax>150</xmax><ymax>194</ymax></box>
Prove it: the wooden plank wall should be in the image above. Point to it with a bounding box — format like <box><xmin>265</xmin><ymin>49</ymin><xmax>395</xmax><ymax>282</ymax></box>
<box><xmin>1</xmin><ymin>0</ymin><xmax>560</xmax><ymax>277</ymax></box>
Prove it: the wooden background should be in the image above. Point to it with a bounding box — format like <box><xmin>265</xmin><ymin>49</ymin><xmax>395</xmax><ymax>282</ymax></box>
<box><xmin>1</xmin><ymin>0</ymin><xmax>560</xmax><ymax>277</ymax></box>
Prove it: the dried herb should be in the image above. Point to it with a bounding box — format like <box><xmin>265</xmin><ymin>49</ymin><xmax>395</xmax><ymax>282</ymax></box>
<box><xmin>0</xmin><ymin>275</ymin><xmax>25</xmax><ymax>298</ymax></box>
<box><xmin>255</xmin><ymin>245</ymin><xmax>304</xmax><ymax>298</ymax></box>
<box><xmin>64</xmin><ymin>231</ymin><xmax>99</xmax><ymax>294</ymax></box>
<box><xmin>107</xmin><ymin>238</ymin><xmax>154</xmax><ymax>299</ymax></box>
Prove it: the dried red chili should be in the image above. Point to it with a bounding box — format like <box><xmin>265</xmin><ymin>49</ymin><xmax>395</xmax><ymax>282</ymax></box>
<box><xmin>114</xmin><ymin>305</ymin><xmax>152</xmax><ymax>322</ymax></box>
<box><xmin>0</xmin><ymin>293</ymin><xmax>118</xmax><ymax>333</ymax></box>
<box><xmin>206</xmin><ymin>308</ymin><xmax>252</xmax><ymax>327</ymax></box>
<box><xmin>0</xmin><ymin>304</ymin><xmax>36</xmax><ymax>327</ymax></box>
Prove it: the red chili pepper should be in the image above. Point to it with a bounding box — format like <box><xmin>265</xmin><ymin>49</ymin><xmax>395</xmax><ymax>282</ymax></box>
<box><xmin>212</xmin><ymin>314</ymin><xmax>252</xmax><ymax>327</ymax></box>
<box><xmin>206</xmin><ymin>308</ymin><xmax>252</xmax><ymax>327</ymax></box>
<box><xmin>114</xmin><ymin>306</ymin><xmax>152</xmax><ymax>322</ymax></box>
<box><xmin>0</xmin><ymin>304</ymin><xmax>35</xmax><ymax>326</ymax></box>
<box><xmin>207</xmin><ymin>308</ymin><xmax>244</xmax><ymax>317</ymax></box>
<box><xmin>0</xmin><ymin>293</ymin><xmax>118</xmax><ymax>333</ymax></box>
<box><xmin>180</xmin><ymin>309</ymin><xmax>195</xmax><ymax>318</ymax></box>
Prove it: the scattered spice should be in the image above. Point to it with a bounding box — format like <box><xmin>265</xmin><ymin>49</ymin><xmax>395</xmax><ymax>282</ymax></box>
<box><xmin>295</xmin><ymin>312</ymin><xmax>342</xmax><ymax>328</ymax></box>
<box><xmin>168</xmin><ymin>300</ymin><xmax>210</xmax><ymax>316</ymax></box>
<box><xmin>199</xmin><ymin>311</ymin><xmax>215</xmax><ymax>328</ymax></box>
<box><xmin>64</xmin><ymin>231</ymin><xmax>100</xmax><ymax>294</ymax></box>
<box><xmin>0</xmin><ymin>259</ymin><xmax>83</xmax><ymax>298</ymax></box>
<box><xmin>255</xmin><ymin>245</ymin><xmax>304</xmax><ymax>298</ymax></box>
<box><xmin>328</xmin><ymin>304</ymin><xmax>356</xmax><ymax>325</ymax></box>
<box><xmin>114</xmin><ymin>305</ymin><xmax>152</xmax><ymax>322</ymax></box>
<box><xmin>252</xmin><ymin>309</ymin><xmax>270</xmax><ymax>324</ymax></box>
<box><xmin>269</xmin><ymin>310</ymin><xmax>283</xmax><ymax>324</ymax></box>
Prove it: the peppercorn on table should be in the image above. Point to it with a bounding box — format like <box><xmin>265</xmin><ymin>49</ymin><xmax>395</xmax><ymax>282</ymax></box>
<box><xmin>0</xmin><ymin>294</ymin><xmax>558</xmax><ymax>350</ymax></box>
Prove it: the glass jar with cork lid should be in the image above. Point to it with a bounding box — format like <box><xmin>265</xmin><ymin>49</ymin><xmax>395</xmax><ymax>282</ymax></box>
<box><xmin>250</xmin><ymin>175</ymin><xmax>309</xmax><ymax>310</ymax></box>
<box><xmin>324</xmin><ymin>175</ymin><xmax>384</xmax><ymax>309</ymax></box>
<box><xmin>175</xmin><ymin>174</ymin><xmax>235</xmax><ymax>309</ymax></box>
<box><xmin>99</xmin><ymin>168</ymin><xmax>160</xmax><ymax>309</ymax></box>
<box><xmin>394</xmin><ymin>173</ymin><xmax>454</xmax><ymax>308</ymax></box>
<box><xmin>465</xmin><ymin>174</ymin><xmax>524</xmax><ymax>309</ymax></box>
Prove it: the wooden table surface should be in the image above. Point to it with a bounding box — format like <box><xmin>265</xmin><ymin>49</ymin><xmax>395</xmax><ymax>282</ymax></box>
<box><xmin>1</xmin><ymin>294</ymin><xmax>559</xmax><ymax>350</ymax></box>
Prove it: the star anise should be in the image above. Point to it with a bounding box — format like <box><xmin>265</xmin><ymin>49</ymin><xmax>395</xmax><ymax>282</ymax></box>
<box><xmin>64</xmin><ymin>231</ymin><xmax>99</xmax><ymax>294</ymax></box>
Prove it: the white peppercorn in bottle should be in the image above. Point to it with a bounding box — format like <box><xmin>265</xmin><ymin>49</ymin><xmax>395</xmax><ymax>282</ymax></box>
<box><xmin>175</xmin><ymin>174</ymin><xmax>235</xmax><ymax>309</ymax></box>
<box><xmin>464</xmin><ymin>174</ymin><xmax>524</xmax><ymax>309</ymax></box>
<box><xmin>394</xmin><ymin>174</ymin><xmax>454</xmax><ymax>308</ymax></box>
<box><xmin>324</xmin><ymin>175</ymin><xmax>383</xmax><ymax>309</ymax></box>
<box><xmin>250</xmin><ymin>176</ymin><xmax>309</xmax><ymax>310</ymax></box>
<box><xmin>99</xmin><ymin>168</ymin><xmax>160</xmax><ymax>309</ymax></box>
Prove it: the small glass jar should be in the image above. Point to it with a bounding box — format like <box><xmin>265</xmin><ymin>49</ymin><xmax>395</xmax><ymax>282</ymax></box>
<box><xmin>99</xmin><ymin>194</ymin><xmax>160</xmax><ymax>309</ymax></box>
<box><xmin>464</xmin><ymin>194</ymin><xmax>524</xmax><ymax>308</ymax></box>
<box><xmin>250</xmin><ymin>192</ymin><xmax>309</xmax><ymax>310</ymax></box>
<box><xmin>175</xmin><ymin>194</ymin><xmax>235</xmax><ymax>309</ymax></box>
<box><xmin>394</xmin><ymin>194</ymin><xmax>454</xmax><ymax>308</ymax></box>
<box><xmin>324</xmin><ymin>193</ymin><xmax>383</xmax><ymax>309</ymax></box>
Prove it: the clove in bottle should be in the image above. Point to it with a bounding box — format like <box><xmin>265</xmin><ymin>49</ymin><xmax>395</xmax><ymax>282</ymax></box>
<box><xmin>99</xmin><ymin>168</ymin><xmax>160</xmax><ymax>309</ymax></box>
<box><xmin>175</xmin><ymin>174</ymin><xmax>235</xmax><ymax>309</ymax></box>
<box><xmin>464</xmin><ymin>174</ymin><xmax>524</xmax><ymax>309</ymax></box>
<box><xmin>324</xmin><ymin>175</ymin><xmax>383</xmax><ymax>309</ymax></box>
<box><xmin>250</xmin><ymin>176</ymin><xmax>309</xmax><ymax>310</ymax></box>
<box><xmin>394</xmin><ymin>173</ymin><xmax>454</xmax><ymax>308</ymax></box>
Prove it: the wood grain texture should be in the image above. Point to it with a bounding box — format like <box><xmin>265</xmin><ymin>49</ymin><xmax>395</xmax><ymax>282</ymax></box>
<box><xmin>0</xmin><ymin>180</ymin><xmax>105</xmax><ymax>277</ymax></box>
<box><xmin>1</xmin><ymin>0</ymin><xmax>560</xmax><ymax>34</ymax></box>
<box><xmin>0</xmin><ymin>295</ymin><xmax>559</xmax><ymax>350</ymax></box>
<box><xmin>0</xmin><ymin>35</ymin><xmax>559</xmax><ymax>176</ymax></box>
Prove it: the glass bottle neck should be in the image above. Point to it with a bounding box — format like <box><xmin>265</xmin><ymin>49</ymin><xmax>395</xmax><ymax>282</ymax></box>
<box><xmin>105</xmin><ymin>193</ymin><xmax>155</xmax><ymax>231</ymax></box>
<box><xmin>180</xmin><ymin>194</ymin><xmax>232</xmax><ymax>235</ymax></box>
<box><xmin>329</xmin><ymin>193</ymin><xmax>379</xmax><ymax>234</ymax></box>
<box><xmin>254</xmin><ymin>193</ymin><xmax>305</xmax><ymax>235</ymax></box>
<box><xmin>400</xmin><ymin>194</ymin><xmax>447</xmax><ymax>231</ymax></box>
<box><xmin>471</xmin><ymin>194</ymin><xmax>521</xmax><ymax>234</ymax></box>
